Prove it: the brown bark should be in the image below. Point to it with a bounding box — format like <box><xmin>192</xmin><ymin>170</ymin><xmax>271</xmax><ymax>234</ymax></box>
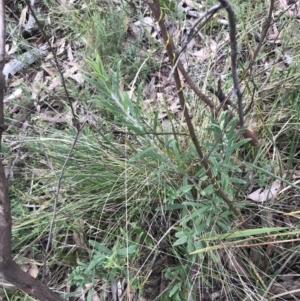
<box><xmin>0</xmin><ymin>260</ymin><xmax>65</xmax><ymax>301</ymax></box>
<box><xmin>0</xmin><ymin>159</ymin><xmax>12</xmax><ymax>263</ymax></box>
<box><xmin>0</xmin><ymin>159</ymin><xmax>65</xmax><ymax>301</ymax></box>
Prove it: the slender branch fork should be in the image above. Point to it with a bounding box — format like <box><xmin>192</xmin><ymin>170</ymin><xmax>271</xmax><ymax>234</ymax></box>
<box><xmin>168</xmin><ymin>3</ymin><xmax>259</xmax><ymax>146</ymax></box>
<box><xmin>144</xmin><ymin>0</ymin><xmax>247</xmax><ymax>225</ymax></box>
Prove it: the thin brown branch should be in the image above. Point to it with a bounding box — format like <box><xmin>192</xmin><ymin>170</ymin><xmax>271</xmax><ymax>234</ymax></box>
<box><xmin>218</xmin><ymin>0</ymin><xmax>244</xmax><ymax>127</ymax></box>
<box><xmin>0</xmin><ymin>158</ymin><xmax>64</xmax><ymax>301</ymax></box>
<box><xmin>24</xmin><ymin>0</ymin><xmax>80</xmax><ymax>130</ymax></box>
<box><xmin>169</xmin><ymin>4</ymin><xmax>222</xmax><ymax>79</ymax></box>
<box><xmin>145</xmin><ymin>1</ymin><xmax>216</xmax><ymax>110</ymax></box>
<box><xmin>210</xmin><ymin>80</ymin><xmax>258</xmax><ymax>146</ymax></box>
<box><xmin>0</xmin><ymin>0</ymin><xmax>10</xmax><ymax>262</ymax></box>
<box><xmin>145</xmin><ymin>0</ymin><xmax>258</xmax><ymax>146</ymax></box>
<box><xmin>244</xmin><ymin>0</ymin><xmax>275</xmax><ymax>77</ymax></box>
<box><xmin>177</xmin><ymin>64</ymin><xmax>215</xmax><ymax>111</ymax></box>
<box><xmin>0</xmin><ymin>161</ymin><xmax>11</xmax><ymax>263</ymax></box>
<box><xmin>0</xmin><ymin>0</ymin><xmax>4</xmax><ymax>147</ymax></box>
<box><xmin>0</xmin><ymin>260</ymin><xmax>64</xmax><ymax>301</ymax></box>
<box><xmin>42</xmin><ymin>113</ymin><xmax>89</xmax><ymax>282</ymax></box>
<box><xmin>144</xmin><ymin>0</ymin><xmax>246</xmax><ymax>225</ymax></box>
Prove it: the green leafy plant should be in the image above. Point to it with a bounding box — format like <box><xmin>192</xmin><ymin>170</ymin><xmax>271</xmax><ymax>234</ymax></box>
<box><xmin>68</xmin><ymin>223</ymin><xmax>153</xmax><ymax>299</ymax></box>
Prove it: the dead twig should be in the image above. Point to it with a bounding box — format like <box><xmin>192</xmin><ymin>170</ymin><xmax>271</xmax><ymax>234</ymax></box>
<box><xmin>168</xmin><ymin>4</ymin><xmax>222</xmax><ymax>80</ymax></box>
<box><xmin>218</xmin><ymin>0</ymin><xmax>244</xmax><ymax>127</ymax></box>
<box><xmin>245</xmin><ymin>0</ymin><xmax>276</xmax><ymax>77</ymax></box>
<box><xmin>42</xmin><ymin>112</ymin><xmax>89</xmax><ymax>283</ymax></box>
<box><xmin>209</xmin><ymin>80</ymin><xmax>258</xmax><ymax>146</ymax></box>
<box><xmin>24</xmin><ymin>0</ymin><xmax>80</xmax><ymax>130</ymax></box>
<box><xmin>177</xmin><ymin>62</ymin><xmax>215</xmax><ymax>111</ymax></box>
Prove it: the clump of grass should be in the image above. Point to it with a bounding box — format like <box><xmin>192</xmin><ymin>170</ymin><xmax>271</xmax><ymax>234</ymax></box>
<box><xmin>44</xmin><ymin>0</ymin><xmax>158</xmax><ymax>84</ymax></box>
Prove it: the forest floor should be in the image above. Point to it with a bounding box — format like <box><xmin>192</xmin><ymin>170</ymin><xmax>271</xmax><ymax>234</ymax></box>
<box><xmin>2</xmin><ymin>0</ymin><xmax>300</xmax><ymax>300</ymax></box>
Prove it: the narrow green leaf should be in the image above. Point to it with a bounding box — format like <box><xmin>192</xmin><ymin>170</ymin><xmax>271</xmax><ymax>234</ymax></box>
<box><xmin>199</xmin><ymin>227</ymin><xmax>289</xmax><ymax>241</ymax></box>
<box><xmin>153</xmin><ymin>111</ymin><xmax>159</xmax><ymax>134</ymax></box>
<box><xmin>156</xmin><ymin>204</ymin><xmax>186</xmax><ymax>211</ymax></box>
<box><xmin>246</xmin><ymin>162</ymin><xmax>300</xmax><ymax>190</ymax></box>
<box><xmin>86</xmin><ymin>254</ymin><xmax>105</xmax><ymax>272</ymax></box>
<box><xmin>229</xmin><ymin>177</ymin><xmax>247</xmax><ymax>184</ymax></box>
<box><xmin>225</xmin><ymin>138</ymin><xmax>251</xmax><ymax>154</ymax></box>
<box><xmin>180</xmin><ymin>207</ymin><xmax>208</xmax><ymax>226</ymax></box>
<box><xmin>117</xmin><ymin>245</ymin><xmax>137</xmax><ymax>255</ymax></box>
<box><xmin>129</xmin><ymin>147</ymin><xmax>170</xmax><ymax>165</ymax></box>
<box><xmin>89</xmin><ymin>240</ymin><xmax>112</xmax><ymax>254</ymax></box>
<box><xmin>173</xmin><ymin>235</ymin><xmax>188</xmax><ymax>246</ymax></box>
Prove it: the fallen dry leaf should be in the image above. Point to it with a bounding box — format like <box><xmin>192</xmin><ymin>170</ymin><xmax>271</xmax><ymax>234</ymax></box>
<box><xmin>19</xmin><ymin>6</ymin><xmax>28</xmax><ymax>31</ymax></box>
<box><xmin>247</xmin><ymin>179</ymin><xmax>281</xmax><ymax>203</ymax></box>
<box><xmin>189</xmin><ymin>38</ymin><xmax>217</xmax><ymax>62</ymax></box>
<box><xmin>4</xmin><ymin>88</ymin><xmax>23</xmax><ymax>103</ymax></box>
